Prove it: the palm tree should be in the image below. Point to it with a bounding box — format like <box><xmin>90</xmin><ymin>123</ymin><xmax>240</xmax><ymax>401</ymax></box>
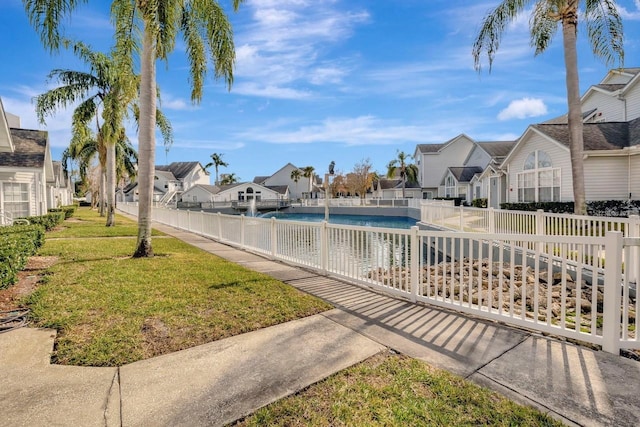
<box><xmin>472</xmin><ymin>0</ymin><xmax>623</xmax><ymax>215</ymax></box>
<box><xmin>290</xmin><ymin>168</ymin><xmax>302</xmax><ymax>198</ymax></box>
<box><xmin>205</xmin><ymin>152</ymin><xmax>229</xmax><ymax>185</ymax></box>
<box><xmin>302</xmin><ymin>166</ymin><xmax>315</xmax><ymax>198</ymax></box>
<box><xmin>220</xmin><ymin>173</ymin><xmax>239</xmax><ymax>185</ymax></box>
<box><xmin>24</xmin><ymin>0</ymin><xmax>240</xmax><ymax>256</ymax></box>
<box><xmin>387</xmin><ymin>151</ymin><xmax>418</xmax><ymax>199</ymax></box>
<box><xmin>34</xmin><ymin>41</ymin><xmax>136</xmax><ymax>224</ymax></box>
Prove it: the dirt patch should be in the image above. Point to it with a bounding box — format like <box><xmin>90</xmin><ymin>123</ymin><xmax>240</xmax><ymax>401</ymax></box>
<box><xmin>0</xmin><ymin>256</ymin><xmax>58</xmax><ymax>311</ymax></box>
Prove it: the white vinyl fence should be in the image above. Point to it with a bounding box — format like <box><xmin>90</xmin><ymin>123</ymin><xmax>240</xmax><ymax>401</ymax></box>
<box><xmin>119</xmin><ymin>203</ymin><xmax>639</xmax><ymax>354</ymax></box>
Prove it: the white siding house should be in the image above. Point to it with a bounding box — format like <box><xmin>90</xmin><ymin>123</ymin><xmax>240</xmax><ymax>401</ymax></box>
<box><xmin>181</xmin><ymin>182</ymin><xmax>288</xmax><ymax>203</ymax></box>
<box><xmin>502</xmin><ymin>119</ymin><xmax>640</xmax><ymax>203</ymax></box>
<box><xmin>414</xmin><ymin>134</ymin><xmax>476</xmax><ymax>198</ymax></box>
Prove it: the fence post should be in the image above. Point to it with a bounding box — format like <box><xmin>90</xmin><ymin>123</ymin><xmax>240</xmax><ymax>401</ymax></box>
<box><xmin>270</xmin><ymin>217</ymin><xmax>277</xmax><ymax>260</ymax></box>
<box><xmin>410</xmin><ymin>226</ymin><xmax>420</xmax><ymax>303</ymax></box>
<box><xmin>459</xmin><ymin>205</ymin><xmax>464</xmax><ymax>231</ymax></box>
<box><xmin>627</xmin><ymin>215</ymin><xmax>640</xmax><ymax>283</ymax></box>
<box><xmin>536</xmin><ymin>209</ymin><xmax>545</xmax><ymax>236</ymax></box>
<box><xmin>321</xmin><ymin>221</ymin><xmax>328</xmax><ymax>275</ymax></box>
<box><xmin>240</xmin><ymin>214</ymin><xmax>245</xmax><ymax>248</ymax></box>
<box><xmin>488</xmin><ymin>207</ymin><xmax>495</xmax><ymax>234</ymax></box>
<box><xmin>603</xmin><ymin>231</ymin><xmax>623</xmax><ymax>354</ymax></box>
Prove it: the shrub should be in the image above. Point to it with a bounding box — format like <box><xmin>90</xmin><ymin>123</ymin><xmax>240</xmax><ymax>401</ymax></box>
<box><xmin>18</xmin><ymin>212</ymin><xmax>65</xmax><ymax>231</ymax></box>
<box><xmin>500</xmin><ymin>200</ymin><xmax>640</xmax><ymax>217</ymax></box>
<box><xmin>471</xmin><ymin>198</ymin><xmax>488</xmax><ymax>208</ymax></box>
<box><xmin>0</xmin><ymin>224</ymin><xmax>45</xmax><ymax>289</ymax></box>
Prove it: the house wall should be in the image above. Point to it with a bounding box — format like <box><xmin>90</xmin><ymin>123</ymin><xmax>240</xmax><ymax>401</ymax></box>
<box><xmin>581</xmin><ymin>91</ymin><xmax>625</xmax><ymax>122</ymax></box>
<box><xmin>630</xmin><ymin>154</ymin><xmax>640</xmax><ymax>200</ymax></box>
<box><xmin>0</xmin><ymin>169</ymin><xmax>41</xmax><ymax>216</ymax></box>
<box><xmin>505</xmin><ymin>131</ymin><xmax>573</xmax><ymax>203</ymax></box>
<box><xmin>263</xmin><ymin>163</ymin><xmax>304</xmax><ymax>199</ymax></box>
<box><xmin>215</xmin><ymin>183</ymin><xmax>282</xmax><ymax>202</ymax></box>
<box><xmin>464</xmin><ymin>145</ymin><xmax>491</xmax><ymax>169</ymax></box>
<box><xmin>418</xmin><ymin>136</ymin><xmax>475</xmax><ymax>189</ymax></box>
<box><xmin>183</xmin><ymin>166</ymin><xmax>209</xmax><ymax>189</ymax></box>
<box><xmin>584</xmin><ymin>156</ymin><xmax>629</xmax><ymax>200</ymax></box>
<box><xmin>181</xmin><ymin>186</ymin><xmax>215</xmax><ymax>203</ymax></box>
<box><xmin>624</xmin><ymin>83</ymin><xmax>640</xmax><ymax>121</ymax></box>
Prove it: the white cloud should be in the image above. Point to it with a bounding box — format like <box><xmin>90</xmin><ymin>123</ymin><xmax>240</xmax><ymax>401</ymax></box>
<box><xmin>618</xmin><ymin>0</ymin><xmax>640</xmax><ymax>20</ymax></box>
<box><xmin>236</xmin><ymin>115</ymin><xmax>455</xmax><ymax>146</ymax></box>
<box><xmin>497</xmin><ymin>98</ymin><xmax>548</xmax><ymax>121</ymax></box>
<box><xmin>233</xmin><ymin>0</ymin><xmax>369</xmax><ymax>97</ymax></box>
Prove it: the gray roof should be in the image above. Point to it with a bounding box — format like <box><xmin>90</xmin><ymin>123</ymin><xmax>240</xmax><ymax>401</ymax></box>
<box><xmin>476</xmin><ymin>141</ymin><xmax>516</xmax><ymax>159</ymax></box>
<box><xmin>449</xmin><ymin>166</ymin><xmax>483</xmax><ymax>183</ymax></box>
<box><xmin>253</xmin><ymin>176</ymin><xmax>269</xmax><ymax>184</ymax></box>
<box><xmin>156</xmin><ymin>161</ymin><xmax>202</xmax><ymax>179</ymax></box>
<box><xmin>266</xmin><ymin>185</ymin><xmax>288</xmax><ymax>195</ymax></box>
<box><xmin>0</xmin><ymin>128</ymin><xmax>47</xmax><ymax>168</ymax></box>
<box><xmin>416</xmin><ymin>143</ymin><xmax>446</xmax><ymax>154</ymax></box>
<box><xmin>155</xmin><ymin>170</ymin><xmax>176</xmax><ymax>181</ymax></box>
<box><xmin>533</xmin><ymin>118</ymin><xmax>640</xmax><ymax>150</ymax></box>
<box><xmin>192</xmin><ymin>184</ymin><xmax>222</xmax><ymax>195</ymax></box>
<box><xmin>595</xmin><ymin>84</ymin><xmax>625</xmax><ymax>92</ymax></box>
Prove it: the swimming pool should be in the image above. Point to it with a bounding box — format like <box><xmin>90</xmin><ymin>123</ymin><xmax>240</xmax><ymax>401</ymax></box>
<box><xmin>258</xmin><ymin>212</ymin><xmax>417</xmax><ymax>229</ymax></box>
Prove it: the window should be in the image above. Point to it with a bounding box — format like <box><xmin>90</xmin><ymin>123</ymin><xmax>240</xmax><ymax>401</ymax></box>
<box><xmin>517</xmin><ymin>150</ymin><xmax>560</xmax><ymax>202</ymax></box>
<box><xmin>444</xmin><ymin>175</ymin><xmax>456</xmax><ymax>198</ymax></box>
<box><xmin>2</xmin><ymin>182</ymin><xmax>30</xmax><ymax>218</ymax></box>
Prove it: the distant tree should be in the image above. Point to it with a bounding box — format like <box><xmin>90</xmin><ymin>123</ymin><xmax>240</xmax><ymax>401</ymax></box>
<box><xmin>302</xmin><ymin>166</ymin><xmax>315</xmax><ymax>197</ymax></box>
<box><xmin>328</xmin><ymin>171</ymin><xmax>346</xmax><ymax>198</ymax></box>
<box><xmin>220</xmin><ymin>173</ymin><xmax>239</xmax><ymax>185</ymax></box>
<box><xmin>387</xmin><ymin>150</ymin><xmax>418</xmax><ymax>198</ymax></box>
<box><xmin>472</xmin><ymin>0</ymin><xmax>624</xmax><ymax>214</ymax></box>
<box><xmin>290</xmin><ymin>168</ymin><xmax>303</xmax><ymax>198</ymax></box>
<box><xmin>205</xmin><ymin>152</ymin><xmax>229</xmax><ymax>185</ymax></box>
<box><xmin>347</xmin><ymin>159</ymin><xmax>376</xmax><ymax>199</ymax></box>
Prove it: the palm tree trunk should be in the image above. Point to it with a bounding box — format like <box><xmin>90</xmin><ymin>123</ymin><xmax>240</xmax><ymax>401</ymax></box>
<box><xmin>99</xmin><ymin>166</ymin><xmax>106</xmax><ymax>216</ymax></box>
<box><xmin>134</xmin><ymin>24</ymin><xmax>157</xmax><ymax>257</ymax></box>
<box><xmin>562</xmin><ymin>4</ymin><xmax>586</xmax><ymax>215</ymax></box>
<box><xmin>106</xmin><ymin>142</ymin><xmax>116</xmax><ymax>226</ymax></box>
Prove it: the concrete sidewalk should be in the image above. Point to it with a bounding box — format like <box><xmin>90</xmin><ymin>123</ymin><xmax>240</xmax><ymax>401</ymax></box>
<box><xmin>1</xmin><ymin>221</ymin><xmax>639</xmax><ymax>426</ymax></box>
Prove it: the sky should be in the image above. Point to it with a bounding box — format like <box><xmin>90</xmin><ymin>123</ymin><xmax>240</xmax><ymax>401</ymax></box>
<box><xmin>2</xmin><ymin>0</ymin><xmax>640</xmax><ymax>184</ymax></box>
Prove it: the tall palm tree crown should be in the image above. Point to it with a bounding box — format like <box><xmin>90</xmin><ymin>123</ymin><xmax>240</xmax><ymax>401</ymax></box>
<box><xmin>472</xmin><ymin>0</ymin><xmax>623</xmax><ymax>214</ymax></box>
<box><xmin>387</xmin><ymin>151</ymin><xmax>418</xmax><ymax>199</ymax></box>
<box><xmin>205</xmin><ymin>152</ymin><xmax>229</xmax><ymax>185</ymax></box>
<box><xmin>24</xmin><ymin>0</ymin><xmax>241</xmax><ymax>256</ymax></box>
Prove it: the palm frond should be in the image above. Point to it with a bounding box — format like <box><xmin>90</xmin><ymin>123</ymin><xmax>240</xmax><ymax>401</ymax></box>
<box><xmin>585</xmin><ymin>0</ymin><xmax>624</xmax><ymax>67</ymax></box>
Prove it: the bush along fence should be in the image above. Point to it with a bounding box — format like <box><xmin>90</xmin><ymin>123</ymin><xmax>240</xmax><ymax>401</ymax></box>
<box><xmin>119</xmin><ymin>203</ymin><xmax>639</xmax><ymax>354</ymax></box>
<box><xmin>0</xmin><ymin>224</ymin><xmax>46</xmax><ymax>289</ymax></box>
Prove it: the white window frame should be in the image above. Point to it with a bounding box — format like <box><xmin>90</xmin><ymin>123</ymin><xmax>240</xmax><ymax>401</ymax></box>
<box><xmin>1</xmin><ymin>181</ymin><xmax>31</xmax><ymax>218</ymax></box>
<box><xmin>517</xmin><ymin>150</ymin><xmax>560</xmax><ymax>202</ymax></box>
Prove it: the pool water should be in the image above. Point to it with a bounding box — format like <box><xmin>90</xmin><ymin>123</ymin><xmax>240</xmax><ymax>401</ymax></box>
<box><xmin>258</xmin><ymin>212</ymin><xmax>417</xmax><ymax>229</ymax></box>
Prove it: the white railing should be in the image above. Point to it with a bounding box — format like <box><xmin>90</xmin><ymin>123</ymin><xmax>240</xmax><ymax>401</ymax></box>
<box><xmin>300</xmin><ymin>198</ymin><xmax>436</xmax><ymax>209</ymax></box>
<box><xmin>0</xmin><ymin>210</ymin><xmax>12</xmax><ymax>226</ymax></box>
<box><xmin>119</xmin><ymin>202</ymin><xmax>638</xmax><ymax>354</ymax></box>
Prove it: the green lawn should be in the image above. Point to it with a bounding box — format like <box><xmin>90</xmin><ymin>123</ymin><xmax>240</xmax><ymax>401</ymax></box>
<box><xmin>26</xmin><ymin>207</ymin><xmax>331</xmax><ymax>366</ymax></box>
<box><xmin>236</xmin><ymin>352</ymin><xmax>562</xmax><ymax>427</ymax></box>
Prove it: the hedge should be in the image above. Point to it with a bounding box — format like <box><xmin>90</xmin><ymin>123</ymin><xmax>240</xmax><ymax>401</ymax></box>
<box><xmin>0</xmin><ymin>224</ymin><xmax>46</xmax><ymax>289</ymax></box>
<box><xmin>49</xmin><ymin>204</ymin><xmax>77</xmax><ymax>219</ymax></box>
<box><xmin>499</xmin><ymin>200</ymin><xmax>640</xmax><ymax>217</ymax></box>
<box><xmin>17</xmin><ymin>211</ymin><xmax>65</xmax><ymax>231</ymax></box>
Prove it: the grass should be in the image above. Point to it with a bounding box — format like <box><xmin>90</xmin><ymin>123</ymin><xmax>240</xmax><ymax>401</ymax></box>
<box><xmin>235</xmin><ymin>352</ymin><xmax>563</xmax><ymax>427</ymax></box>
<box><xmin>23</xmin><ymin>208</ymin><xmax>565</xmax><ymax>424</ymax></box>
<box><xmin>25</xmin><ymin>207</ymin><xmax>331</xmax><ymax>366</ymax></box>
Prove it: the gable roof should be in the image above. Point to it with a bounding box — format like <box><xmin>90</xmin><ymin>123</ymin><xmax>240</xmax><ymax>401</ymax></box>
<box><xmin>476</xmin><ymin>141</ymin><xmax>516</xmax><ymax>159</ymax></box>
<box><xmin>533</xmin><ymin>119</ymin><xmax>640</xmax><ymax>151</ymax></box>
<box><xmin>156</xmin><ymin>161</ymin><xmax>205</xmax><ymax>179</ymax></box>
<box><xmin>265</xmin><ymin>185</ymin><xmax>289</xmax><ymax>195</ymax></box>
<box><xmin>416</xmin><ymin>143</ymin><xmax>446</xmax><ymax>154</ymax></box>
<box><xmin>253</xmin><ymin>175</ymin><xmax>269</xmax><ymax>184</ymax></box>
<box><xmin>0</xmin><ymin>98</ymin><xmax>13</xmax><ymax>152</ymax></box>
<box><xmin>447</xmin><ymin>166</ymin><xmax>483</xmax><ymax>183</ymax></box>
<box><xmin>0</xmin><ymin>128</ymin><xmax>48</xmax><ymax>168</ymax></box>
<box><xmin>155</xmin><ymin>170</ymin><xmax>177</xmax><ymax>181</ymax></box>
